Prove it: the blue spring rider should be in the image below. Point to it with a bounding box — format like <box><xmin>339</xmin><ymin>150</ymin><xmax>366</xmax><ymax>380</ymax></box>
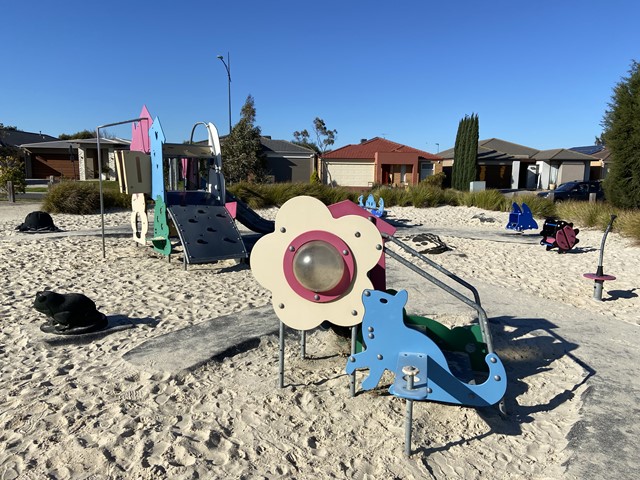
<box><xmin>506</xmin><ymin>202</ymin><xmax>538</xmax><ymax>232</ymax></box>
<box><xmin>346</xmin><ymin>289</ymin><xmax>506</xmax><ymax>407</ymax></box>
<box><xmin>358</xmin><ymin>194</ymin><xmax>385</xmax><ymax>218</ymax></box>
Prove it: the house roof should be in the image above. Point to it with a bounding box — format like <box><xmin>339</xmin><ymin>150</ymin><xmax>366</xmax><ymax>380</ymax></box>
<box><xmin>439</xmin><ymin>138</ymin><xmax>540</xmax><ymax>160</ymax></box>
<box><xmin>532</xmin><ymin>148</ymin><xmax>595</xmax><ymax>161</ymax></box>
<box><xmin>1</xmin><ymin>129</ymin><xmax>58</xmax><ymax>148</ymax></box>
<box><xmin>570</xmin><ymin>145</ymin><xmax>605</xmax><ymax>156</ymax></box>
<box><xmin>322</xmin><ymin>137</ymin><xmax>440</xmax><ymax>160</ymax></box>
<box><xmin>261</xmin><ymin>137</ymin><xmax>315</xmax><ymax>155</ymax></box>
<box><xmin>20</xmin><ymin>138</ymin><xmax>130</xmax><ymax>150</ymax></box>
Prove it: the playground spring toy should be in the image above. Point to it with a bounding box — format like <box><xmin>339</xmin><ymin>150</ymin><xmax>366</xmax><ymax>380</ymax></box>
<box><xmin>250</xmin><ymin>195</ymin><xmax>507</xmax><ymax>455</ymax></box>
<box><xmin>33</xmin><ymin>290</ymin><xmax>107</xmax><ymax>335</ymax></box>
<box><xmin>114</xmin><ymin>106</ymin><xmax>274</xmax><ymax>269</ymax></box>
<box><xmin>358</xmin><ymin>193</ymin><xmax>386</xmax><ymax>218</ymax></box>
<box><xmin>540</xmin><ymin>218</ymin><xmax>580</xmax><ymax>253</ymax></box>
<box><xmin>583</xmin><ymin>214</ymin><xmax>617</xmax><ymax>301</ymax></box>
<box><xmin>506</xmin><ymin>202</ymin><xmax>538</xmax><ymax>232</ymax></box>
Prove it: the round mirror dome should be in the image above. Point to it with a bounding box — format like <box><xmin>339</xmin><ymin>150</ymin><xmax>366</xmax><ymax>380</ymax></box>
<box><xmin>292</xmin><ymin>240</ymin><xmax>346</xmax><ymax>293</ymax></box>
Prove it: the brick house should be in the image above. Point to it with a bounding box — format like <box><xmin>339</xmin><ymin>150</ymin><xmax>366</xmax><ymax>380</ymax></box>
<box><xmin>320</xmin><ymin>137</ymin><xmax>442</xmax><ymax>188</ymax></box>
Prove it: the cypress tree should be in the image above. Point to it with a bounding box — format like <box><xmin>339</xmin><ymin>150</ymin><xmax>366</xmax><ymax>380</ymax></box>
<box><xmin>452</xmin><ymin>113</ymin><xmax>479</xmax><ymax>190</ymax></box>
<box><xmin>601</xmin><ymin>61</ymin><xmax>640</xmax><ymax>208</ymax></box>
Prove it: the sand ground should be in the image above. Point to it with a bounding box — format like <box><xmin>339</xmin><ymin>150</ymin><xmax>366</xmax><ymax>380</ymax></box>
<box><xmin>0</xmin><ymin>200</ymin><xmax>638</xmax><ymax>479</ymax></box>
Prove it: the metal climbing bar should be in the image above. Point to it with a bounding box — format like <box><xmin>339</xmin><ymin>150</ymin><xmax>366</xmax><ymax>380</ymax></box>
<box><xmin>382</xmin><ymin>234</ymin><xmax>494</xmax><ymax>354</ymax></box>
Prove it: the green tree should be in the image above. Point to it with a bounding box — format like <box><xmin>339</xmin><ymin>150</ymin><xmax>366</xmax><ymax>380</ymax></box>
<box><xmin>601</xmin><ymin>61</ymin><xmax>640</xmax><ymax>209</ymax></box>
<box><xmin>451</xmin><ymin>113</ymin><xmax>479</xmax><ymax>191</ymax></box>
<box><xmin>293</xmin><ymin>117</ymin><xmax>337</xmax><ymax>154</ymax></box>
<box><xmin>0</xmin><ymin>154</ymin><xmax>26</xmax><ymax>194</ymax></box>
<box><xmin>222</xmin><ymin>95</ymin><xmax>267</xmax><ymax>183</ymax></box>
<box><xmin>58</xmin><ymin>130</ymin><xmax>96</xmax><ymax>140</ymax></box>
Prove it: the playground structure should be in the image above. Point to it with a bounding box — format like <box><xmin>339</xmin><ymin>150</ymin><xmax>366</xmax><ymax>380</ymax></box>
<box><xmin>583</xmin><ymin>215</ymin><xmax>617</xmax><ymax>301</ymax></box>
<box><xmin>540</xmin><ymin>218</ymin><xmax>580</xmax><ymax>253</ymax></box>
<box><xmin>358</xmin><ymin>193</ymin><xmax>386</xmax><ymax>218</ymax></box>
<box><xmin>506</xmin><ymin>202</ymin><xmax>538</xmax><ymax>232</ymax></box>
<box><xmin>251</xmin><ymin>195</ymin><xmax>507</xmax><ymax>455</ymax></box>
<box><xmin>114</xmin><ymin>106</ymin><xmax>274</xmax><ymax>268</ymax></box>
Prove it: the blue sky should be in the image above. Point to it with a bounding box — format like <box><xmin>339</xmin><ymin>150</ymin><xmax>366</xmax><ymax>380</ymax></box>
<box><xmin>2</xmin><ymin>1</ymin><xmax>639</xmax><ymax>152</ymax></box>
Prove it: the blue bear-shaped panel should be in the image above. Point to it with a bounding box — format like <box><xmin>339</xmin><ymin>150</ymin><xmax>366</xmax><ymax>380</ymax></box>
<box><xmin>345</xmin><ymin>289</ymin><xmax>506</xmax><ymax>407</ymax></box>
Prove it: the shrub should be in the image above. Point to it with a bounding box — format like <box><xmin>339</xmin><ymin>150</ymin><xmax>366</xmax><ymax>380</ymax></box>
<box><xmin>420</xmin><ymin>171</ymin><xmax>446</xmax><ymax>189</ymax></box>
<box><xmin>42</xmin><ymin>181</ymin><xmax>130</xmax><ymax>214</ymax></box>
<box><xmin>458</xmin><ymin>189</ymin><xmax>509</xmax><ymax>211</ymax></box>
<box><xmin>0</xmin><ymin>155</ymin><xmax>26</xmax><ymax>194</ymax></box>
<box><xmin>310</xmin><ymin>170</ymin><xmax>321</xmax><ymax>184</ymax></box>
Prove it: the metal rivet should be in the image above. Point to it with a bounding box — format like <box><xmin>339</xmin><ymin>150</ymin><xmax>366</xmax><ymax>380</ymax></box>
<box><xmin>490</xmin><ymin>356</ymin><xmax>497</xmax><ymax>363</ymax></box>
<box><xmin>342</xmin><ymin>250</ymin><xmax>349</xmax><ymax>255</ymax></box>
<box><xmin>355</xmin><ymin>232</ymin><xmax>361</xmax><ymax>237</ymax></box>
<box><xmin>494</xmin><ymin>375</ymin><xmax>501</xmax><ymax>382</ymax></box>
<box><xmin>289</xmin><ymin>245</ymin><xmax>295</xmax><ymax>252</ymax></box>
<box><xmin>368</xmin><ymin>216</ymin><xmax>374</xmax><ymax>222</ymax></box>
<box><xmin>278</xmin><ymin>303</ymin><xmax>285</xmax><ymax>309</ymax></box>
<box><xmin>367</xmin><ymin>326</ymin><xmax>374</xmax><ymax>332</ymax></box>
<box><xmin>426</xmin><ymin>387</ymin><xmax>432</xmax><ymax>394</ymax></box>
<box><xmin>351</xmin><ymin>310</ymin><xmax>357</xmax><ymax>316</ymax></box>
<box><xmin>368</xmin><ymin>333</ymin><xmax>374</xmax><ymax>339</ymax></box>
<box><xmin>314</xmin><ymin>294</ymin><xmax>320</xmax><ymax>301</ymax></box>
<box><xmin>377</xmin><ymin>354</ymin><xmax>383</xmax><ymax>360</ymax></box>
<box><xmin>375</xmin><ymin>244</ymin><xmax>382</xmax><ymax>250</ymax></box>
<box><xmin>280</xmin><ymin>227</ymin><xmax>286</xmax><ymax>233</ymax></box>
<box><xmin>364</xmin><ymin>290</ymin><xmax>371</xmax><ymax>297</ymax></box>
<box><xmin>349</xmin><ymin>356</ymin><xmax>355</xmax><ymax>362</ymax></box>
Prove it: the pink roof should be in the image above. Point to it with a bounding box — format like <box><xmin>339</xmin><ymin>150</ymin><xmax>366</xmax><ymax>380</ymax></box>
<box><xmin>322</xmin><ymin>137</ymin><xmax>441</xmax><ymax>160</ymax></box>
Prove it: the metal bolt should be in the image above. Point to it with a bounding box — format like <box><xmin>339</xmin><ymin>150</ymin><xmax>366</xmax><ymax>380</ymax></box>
<box><xmin>349</xmin><ymin>356</ymin><xmax>355</xmax><ymax>362</ymax></box>
<box><xmin>402</xmin><ymin>366</ymin><xmax>419</xmax><ymax>390</ymax></box>
<box><xmin>280</xmin><ymin>227</ymin><xmax>286</xmax><ymax>233</ymax></box>
<box><xmin>355</xmin><ymin>232</ymin><xmax>361</xmax><ymax>237</ymax></box>
<box><xmin>426</xmin><ymin>387</ymin><xmax>432</xmax><ymax>394</ymax></box>
<box><xmin>494</xmin><ymin>375</ymin><xmax>501</xmax><ymax>382</ymax></box>
<box><xmin>342</xmin><ymin>249</ymin><xmax>349</xmax><ymax>255</ymax></box>
<box><xmin>375</xmin><ymin>244</ymin><xmax>382</xmax><ymax>250</ymax></box>
<box><xmin>351</xmin><ymin>310</ymin><xmax>357</xmax><ymax>316</ymax></box>
<box><xmin>367</xmin><ymin>326</ymin><xmax>374</xmax><ymax>332</ymax></box>
<box><xmin>278</xmin><ymin>303</ymin><xmax>285</xmax><ymax>309</ymax></box>
<box><xmin>314</xmin><ymin>294</ymin><xmax>320</xmax><ymax>301</ymax></box>
<box><xmin>368</xmin><ymin>333</ymin><xmax>374</xmax><ymax>339</ymax></box>
<box><xmin>490</xmin><ymin>356</ymin><xmax>497</xmax><ymax>363</ymax></box>
<box><xmin>364</xmin><ymin>290</ymin><xmax>371</xmax><ymax>296</ymax></box>
<box><xmin>377</xmin><ymin>354</ymin><xmax>383</xmax><ymax>360</ymax></box>
<box><xmin>288</xmin><ymin>245</ymin><xmax>295</xmax><ymax>252</ymax></box>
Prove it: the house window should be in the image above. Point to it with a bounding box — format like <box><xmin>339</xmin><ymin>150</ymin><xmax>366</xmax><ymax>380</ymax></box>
<box><xmin>420</xmin><ymin>162</ymin><xmax>434</xmax><ymax>181</ymax></box>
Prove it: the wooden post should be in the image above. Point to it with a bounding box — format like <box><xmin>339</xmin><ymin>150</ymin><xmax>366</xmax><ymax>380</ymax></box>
<box><xmin>6</xmin><ymin>181</ymin><xmax>15</xmax><ymax>203</ymax></box>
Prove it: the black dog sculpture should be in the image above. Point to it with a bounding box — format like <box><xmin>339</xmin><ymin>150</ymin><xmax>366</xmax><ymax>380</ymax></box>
<box><xmin>33</xmin><ymin>291</ymin><xmax>108</xmax><ymax>335</ymax></box>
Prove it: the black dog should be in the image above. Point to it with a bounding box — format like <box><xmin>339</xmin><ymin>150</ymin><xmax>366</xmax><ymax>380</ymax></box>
<box><xmin>33</xmin><ymin>291</ymin><xmax>107</xmax><ymax>334</ymax></box>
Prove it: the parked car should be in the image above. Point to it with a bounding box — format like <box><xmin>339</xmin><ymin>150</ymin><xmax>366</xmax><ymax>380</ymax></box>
<box><xmin>537</xmin><ymin>180</ymin><xmax>604</xmax><ymax>201</ymax></box>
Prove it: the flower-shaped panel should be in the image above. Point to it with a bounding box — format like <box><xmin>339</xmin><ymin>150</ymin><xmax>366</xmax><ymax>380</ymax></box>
<box><xmin>251</xmin><ymin>196</ymin><xmax>384</xmax><ymax>330</ymax></box>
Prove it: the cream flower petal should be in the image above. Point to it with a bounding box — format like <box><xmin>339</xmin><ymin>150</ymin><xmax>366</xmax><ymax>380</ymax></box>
<box><xmin>251</xmin><ymin>196</ymin><xmax>383</xmax><ymax>330</ymax></box>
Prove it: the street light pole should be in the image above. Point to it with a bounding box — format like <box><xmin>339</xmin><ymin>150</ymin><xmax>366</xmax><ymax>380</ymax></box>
<box><xmin>217</xmin><ymin>52</ymin><xmax>232</xmax><ymax>135</ymax></box>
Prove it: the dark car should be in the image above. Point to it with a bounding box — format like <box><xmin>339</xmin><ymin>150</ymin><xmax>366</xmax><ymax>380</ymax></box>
<box><xmin>537</xmin><ymin>180</ymin><xmax>604</xmax><ymax>202</ymax></box>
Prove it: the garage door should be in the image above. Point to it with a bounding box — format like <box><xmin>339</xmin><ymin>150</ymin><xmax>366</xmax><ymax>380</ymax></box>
<box><xmin>324</xmin><ymin>162</ymin><xmax>374</xmax><ymax>187</ymax></box>
<box><xmin>32</xmin><ymin>154</ymin><xmax>79</xmax><ymax>179</ymax></box>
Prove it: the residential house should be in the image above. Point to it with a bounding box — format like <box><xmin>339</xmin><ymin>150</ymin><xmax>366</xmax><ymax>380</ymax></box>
<box><xmin>320</xmin><ymin>137</ymin><xmax>442</xmax><ymax>188</ymax></box>
<box><xmin>438</xmin><ymin>138</ymin><xmax>597</xmax><ymax>190</ymax></box>
<box><xmin>19</xmin><ymin>138</ymin><xmax>130</xmax><ymax>180</ymax></box>
<box><xmin>570</xmin><ymin>145</ymin><xmax>611</xmax><ymax>180</ymax></box>
<box><xmin>261</xmin><ymin>137</ymin><xmax>316</xmax><ymax>183</ymax></box>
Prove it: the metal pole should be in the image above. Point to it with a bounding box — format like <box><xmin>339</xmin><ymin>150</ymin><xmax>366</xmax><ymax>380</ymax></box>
<box><xmin>402</xmin><ymin>365</ymin><xmax>418</xmax><ymax>457</ymax></box>
<box><xmin>217</xmin><ymin>53</ymin><xmax>232</xmax><ymax>134</ymax></box>
<box><xmin>96</xmin><ymin>117</ymin><xmax>149</xmax><ymax>260</ymax></box>
<box><xmin>300</xmin><ymin>330</ymin><xmax>306</xmax><ymax>359</ymax></box>
<box><xmin>279</xmin><ymin>321</ymin><xmax>285</xmax><ymax>388</ymax></box>
<box><xmin>350</xmin><ymin>326</ymin><xmax>357</xmax><ymax>397</ymax></box>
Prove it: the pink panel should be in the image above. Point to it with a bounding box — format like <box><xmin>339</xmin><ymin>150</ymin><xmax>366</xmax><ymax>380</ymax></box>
<box><xmin>283</xmin><ymin>230</ymin><xmax>356</xmax><ymax>303</ymax></box>
<box><xmin>225</xmin><ymin>201</ymin><xmax>237</xmax><ymax>219</ymax></box>
<box><xmin>130</xmin><ymin>105</ymin><xmax>153</xmax><ymax>153</ymax></box>
<box><xmin>583</xmin><ymin>273</ymin><xmax>616</xmax><ymax>281</ymax></box>
<box><xmin>328</xmin><ymin>199</ymin><xmax>392</xmax><ymax>291</ymax></box>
